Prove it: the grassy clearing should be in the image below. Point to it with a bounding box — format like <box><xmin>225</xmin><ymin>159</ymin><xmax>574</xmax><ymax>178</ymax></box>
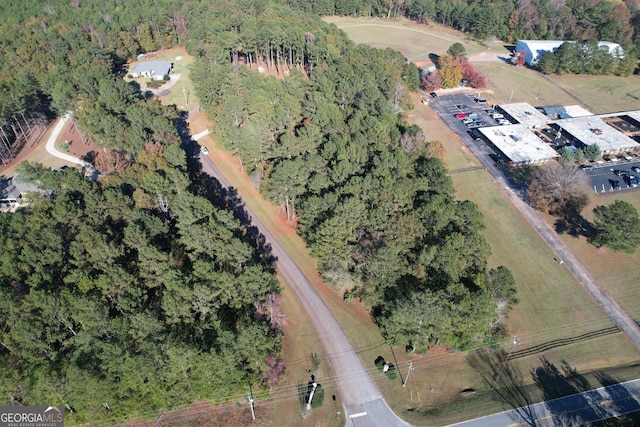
<box><xmin>549</xmin><ymin>191</ymin><xmax>640</xmax><ymax>320</ymax></box>
<box><xmin>127</xmin><ymin>47</ymin><xmax>200</xmax><ymax>111</ymax></box>
<box><xmin>472</xmin><ymin>62</ymin><xmax>583</xmax><ymax>107</ymax></box>
<box><xmin>550</xmin><ymin>74</ymin><xmax>640</xmax><ymax>114</ymax></box>
<box><xmin>325</xmin><ymin>16</ymin><xmax>491</xmax><ymax>64</ymax></box>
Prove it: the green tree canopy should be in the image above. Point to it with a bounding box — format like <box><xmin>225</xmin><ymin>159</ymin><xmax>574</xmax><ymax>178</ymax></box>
<box><xmin>589</xmin><ymin>200</ymin><xmax>640</xmax><ymax>253</ymax></box>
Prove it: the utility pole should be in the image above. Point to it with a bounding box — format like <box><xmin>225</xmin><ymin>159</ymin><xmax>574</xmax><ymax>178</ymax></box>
<box><xmin>247</xmin><ymin>385</ymin><xmax>255</xmax><ymax>421</ymax></box>
<box><xmin>182</xmin><ymin>87</ymin><xmax>189</xmax><ymax>107</ymax></box>
<box><xmin>403</xmin><ymin>361</ymin><xmax>414</xmax><ymax>387</ymax></box>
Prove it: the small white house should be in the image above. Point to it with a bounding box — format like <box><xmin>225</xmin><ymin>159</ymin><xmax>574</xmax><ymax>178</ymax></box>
<box><xmin>130</xmin><ymin>60</ymin><xmax>173</xmax><ymax>80</ymax></box>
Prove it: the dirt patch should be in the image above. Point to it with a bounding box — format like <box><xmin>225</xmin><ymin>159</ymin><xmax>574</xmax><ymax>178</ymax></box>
<box><xmin>57</xmin><ymin>119</ymin><xmax>99</xmax><ymax>163</ymax></box>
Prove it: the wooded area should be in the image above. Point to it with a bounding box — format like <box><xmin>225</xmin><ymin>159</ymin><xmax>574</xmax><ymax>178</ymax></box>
<box><xmin>0</xmin><ymin>0</ymin><xmax>520</xmax><ymax>422</ymax></box>
<box><xmin>292</xmin><ymin>0</ymin><xmax>640</xmax><ymax>47</ymax></box>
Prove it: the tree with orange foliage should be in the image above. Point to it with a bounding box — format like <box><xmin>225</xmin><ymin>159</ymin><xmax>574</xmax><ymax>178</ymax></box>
<box><xmin>438</xmin><ymin>54</ymin><xmax>464</xmax><ymax>89</ymax></box>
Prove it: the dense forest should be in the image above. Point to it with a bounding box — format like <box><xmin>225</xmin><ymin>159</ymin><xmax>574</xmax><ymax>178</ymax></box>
<box><xmin>0</xmin><ymin>0</ymin><xmax>520</xmax><ymax>423</ymax></box>
<box><xmin>290</xmin><ymin>0</ymin><xmax>640</xmax><ymax>46</ymax></box>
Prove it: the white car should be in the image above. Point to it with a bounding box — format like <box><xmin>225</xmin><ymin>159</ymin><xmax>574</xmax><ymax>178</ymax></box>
<box><xmin>200</xmin><ymin>146</ymin><xmax>209</xmax><ymax>155</ymax></box>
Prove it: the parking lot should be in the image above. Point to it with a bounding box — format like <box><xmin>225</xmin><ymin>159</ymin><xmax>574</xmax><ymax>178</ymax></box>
<box><xmin>427</xmin><ymin>92</ymin><xmax>640</xmax><ymax>195</ymax></box>
<box><xmin>426</xmin><ymin>92</ymin><xmax>515</xmax><ymax>164</ymax></box>
<box><xmin>585</xmin><ymin>161</ymin><xmax>640</xmax><ymax>194</ymax></box>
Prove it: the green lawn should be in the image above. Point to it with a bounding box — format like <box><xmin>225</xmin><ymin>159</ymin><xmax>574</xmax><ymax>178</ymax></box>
<box><xmin>325</xmin><ymin>16</ymin><xmax>490</xmax><ymax>64</ymax></box>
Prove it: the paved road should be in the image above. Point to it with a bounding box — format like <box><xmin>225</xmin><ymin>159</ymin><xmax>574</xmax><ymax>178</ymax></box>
<box><xmin>194</xmin><ymin>144</ymin><xmax>411</xmax><ymax>427</ymax></box>
<box><xmin>429</xmin><ymin>95</ymin><xmax>640</xmax><ymax>351</ymax></box>
<box><xmin>45</xmin><ymin>113</ymin><xmax>89</xmax><ymax>167</ymax></box>
<box><xmin>448</xmin><ymin>378</ymin><xmax>640</xmax><ymax>427</ymax></box>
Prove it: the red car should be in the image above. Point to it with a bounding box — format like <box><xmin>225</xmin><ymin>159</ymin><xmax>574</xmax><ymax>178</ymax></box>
<box><xmin>454</xmin><ymin>112</ymin><xmax>469</xmax><ymax>119</ymax></box>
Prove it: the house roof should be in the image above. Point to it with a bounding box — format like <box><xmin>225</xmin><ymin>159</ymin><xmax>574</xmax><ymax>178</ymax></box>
<box><xmin>0</xmin><ymin>174</ymin><xmax>43</xmax><ymax>202</ymax></box>
<box><xmin>131</xmin><ymin>60</ymin><xmax>172</xmax><ymax>76</ymax></box>
<box><xmin>479</xmin><ymin>124</ymin><xmax>560</xmax><ymax>164</ymax></box>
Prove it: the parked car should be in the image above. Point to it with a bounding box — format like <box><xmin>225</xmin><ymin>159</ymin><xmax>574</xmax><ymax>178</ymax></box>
<box><xmin>456</xmin><ymin>104</ymin><xmax>470</xmax><ymax>111</ymax></box>
<box><xmin>475</xmin><ymin>98</ymin><xmax>487</xmax><ymax>104</ymax></box>
<box><xmin>468</xmin><ymin>112</ymin><xmax>479</xmax><ymax>118</ymax></box>
<box><xmin>627</xmin><ymin>175</ymin><xmax>639</xmax><ymax>187</ymax></box>
<box><xmin>454</xmin><ymin>112</ymin><xmax>469</xmax><ymax>119</ymax></box>
<box><xmin>200</xmin><ymin>146</ymin><xmax>209</xmax><ymax>155</ymax></box>
<box><xmin>614</xmin><ymin>169</ymin><xmax>629</xmax><ymax>176</ymax></box>
<box><xmin>632</xmin><ymin>166</ymin><xmax>640</xmax><ymax>174</ymax></box>
<box><xmin>611</xmin><ymin>179</ymin><xmax>621</xmax><ymax>190</ymax></box>
<box><xmin>580</xmin><ymin>164</ymin><xmax>594</xmax><ymax>171</ymax></box>
<box><xmin>462</xmin><ymin>118</ymin><xmax>474</xmax><ymax>124</ymax></box>
<box><xmin>430</xmin><ymin>92</ymin><xmax>438</xmax><ymax>98</ymax></box>
<box><xmin>492</xmin><ymin>113</ymin><xmax>504</xmax><ymax>119</ymax></box>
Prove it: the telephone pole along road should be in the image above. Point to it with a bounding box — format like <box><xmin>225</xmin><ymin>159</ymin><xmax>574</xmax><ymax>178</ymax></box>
<box><xmin>195</xmin><ymin>145</ymin><xmax>412</xmax><ymax>427</ymax></box>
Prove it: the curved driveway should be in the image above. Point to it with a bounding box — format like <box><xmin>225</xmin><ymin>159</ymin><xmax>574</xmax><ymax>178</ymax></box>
<box><xmin>45</xmin><ymin>113</ymin><xmax>89</xmax><ymax>167</ymax></box>
<box><xmin>194</xmin><ymin>140</ymin><xmax>411</xmax><ymax>426</ymax></box>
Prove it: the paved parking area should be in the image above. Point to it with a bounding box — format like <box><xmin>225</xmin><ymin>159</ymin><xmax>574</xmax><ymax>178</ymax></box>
<box><xmin>428</xmin><ymin>93</ymin><xmax>640</xmax><ymax>195</ymax></box>
<box><xmin>428</xmin><ymin>92</ymin><xmax>514</xmax><ymax>164</ymax></box>
<box><xmin>586</xmin><ymin>161</ymin><xmax>640</xmax><ymax>194</ymax></box>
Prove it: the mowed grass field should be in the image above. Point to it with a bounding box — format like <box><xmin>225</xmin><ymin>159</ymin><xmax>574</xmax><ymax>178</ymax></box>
<box><xmin>324</xmin><ymin>16</ymin><xmax>491</xmax><ymax>64</ymax></box>
<box><xmin>330</xmin><ymin>16</ymin><xmax>640</xmax><ymax>425</ymax></box>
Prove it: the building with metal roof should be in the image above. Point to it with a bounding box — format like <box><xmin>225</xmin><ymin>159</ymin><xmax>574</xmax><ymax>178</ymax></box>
<box><xmin>478</xmin><ymin>124</ymin><xmax>560</xmax><ymax>165</ymax></box>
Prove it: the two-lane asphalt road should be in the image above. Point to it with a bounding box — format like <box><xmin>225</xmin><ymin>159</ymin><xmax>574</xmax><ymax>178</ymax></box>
<box><xmin>195</xmin><ymin>146</ymin><xmax>411</xmax><ymax>427</ymax></box>
<box><xmin>448</xmin><ymin>378</ymin><xmax>640</xmax><ymax>427</ymax></box>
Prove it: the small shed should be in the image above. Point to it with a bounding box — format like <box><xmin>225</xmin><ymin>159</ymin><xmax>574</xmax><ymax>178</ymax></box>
<box><xmin>130</xmin><ymin>60</ymin><xmax>173</xmax><ymax>80</ymax></box>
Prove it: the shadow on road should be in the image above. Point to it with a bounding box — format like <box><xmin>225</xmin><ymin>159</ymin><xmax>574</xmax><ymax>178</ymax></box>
<box><xmin>180</xmin><ymin>115</ymin><xmax>276</xmax><ymax>265</ymax></box>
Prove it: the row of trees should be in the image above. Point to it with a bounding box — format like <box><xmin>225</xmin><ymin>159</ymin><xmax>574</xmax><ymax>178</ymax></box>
<box><xmin>537</xmin><ymin>40</ymin><xmax>636</xmax><ymax>76</ymax></box>
<box><xmin>288</xmin><ymin>0</ymin><xmax>640</xmax><ymax>46</ymax></box>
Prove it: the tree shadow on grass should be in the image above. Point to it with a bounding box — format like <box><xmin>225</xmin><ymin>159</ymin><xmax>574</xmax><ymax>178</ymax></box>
<box><xmin>467</xmin><ymin>348</ymin><xmax>539</xmax><ymax>426</ymax></box>
<box><xmin>554</xmin><ymin>214</ymin><xmax>598</xmax><ymax>239</ymax></box>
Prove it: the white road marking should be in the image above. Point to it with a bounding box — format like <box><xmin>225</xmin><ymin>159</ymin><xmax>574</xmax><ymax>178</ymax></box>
<box><xmin>349</xmin><ymin>412</ymin><xmax>367</xmax><ymax>418</ymax></box>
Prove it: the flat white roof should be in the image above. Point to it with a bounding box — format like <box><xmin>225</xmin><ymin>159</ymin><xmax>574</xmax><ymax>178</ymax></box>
<box><xmin>479</xmin><ymin>124</ymin><xmax>560</xmax><ymax>164</ymax></box>
<box><xmin>553</xmin><ymin>116</ymin><xmax>639</xmax><ymax>152</ymax></box>
<box><xmin>564</xmin><ymin>105</ymin><xmax>593</xmax><ymax>117</ymax></box>
<box><xmin>497</xmin><ymin>103</ymin><xmax>549</xmax><ymax>128</ymax></box>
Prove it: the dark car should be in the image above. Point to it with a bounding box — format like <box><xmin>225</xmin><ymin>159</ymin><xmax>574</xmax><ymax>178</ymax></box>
<box><xmin>611</xmin><ymin>179</ymin><xmax>621</xmax><ymax>190</ymax></box>
<box><xmin>456</xmin><ymin>104</ymin><xmax>470</xmax><ymax>111</ymax></box>
<box><xmin>430</xmin><ymin>92</ymin><xmax>438</xmax><ymax>98</ymax></box>
<box><xmin>489</xmin><ymin>153</ymin><xmax>505</xmax><ymax>164</ymax></box>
